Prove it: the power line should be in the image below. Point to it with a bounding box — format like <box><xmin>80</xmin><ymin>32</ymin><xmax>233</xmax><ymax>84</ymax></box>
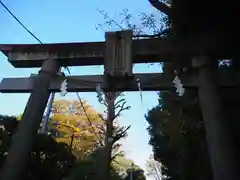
<box><xmin>0</xmin><ymin>0</ymin><xmax>103</xmax><ymax>147</ymax></box>
<box><xmin>2</xmin><ymin>1</ymin><xmax>128</xmax><ymax>173</ymax></box>
<box><xmin>64</xmin><ymin>67</ymin><xmax>104</xmax><ymax>147</ymax></box>
<box><xmin>0</xmin><ymin>0</ymin><xmax>42</xmax><ymax>43</ymax></box>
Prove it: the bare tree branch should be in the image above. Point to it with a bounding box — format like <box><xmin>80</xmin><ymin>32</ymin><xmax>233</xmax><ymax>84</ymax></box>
<box><xmin>114</xmin><ymin>101</ymin><xmax>131</xmax><ymax>119</ymax></box>
<box><xmin>115</xmin><ymin>106</ymin><xmax>131</xmax><ymax>119</ymax></box>
<box><xmin>148</xmin><ymin>0</ymin><xmax>171</xmax><ymax>16</ymax></box>
<box><xmin>134</xmin><ymin>27</ymin><xmax>171</xmax><ymax>38</ymax></box>
<box><xmin>111</xmin><ymin>151</ymin><xmax>124</xmax><ymax>161</ymax></box>
<box><xmin>101</xmin><ymin>100</ymin><xmax>108</xmax><ymax>107</ymax></box>
<box><xmin>112</xmin><ymin>143</ymin><xmax>121</xmax><ymax>150</ymax></box>
<box><xmin>114</xmin><ymin>125</ymin><xmax>131</xmax><ymax>136</ymax></box>
<box><xmin>96</xmin><ymin>8</ymin><xmax>124</xmax><ymax>30</ymax></box>
<box><xmin>112</xmin><ymin>125</ymin><xmax>131</xmax><ymax>144</ymax></box>
<box><xmin>114</xmin><ymin>99</ymin><xmax>125</xmax><ymax>109</ymax></box>
<box><xmin>97</xmin><ymin>113</ymin><xmax>106</xmax><ymax>121</ymax></box>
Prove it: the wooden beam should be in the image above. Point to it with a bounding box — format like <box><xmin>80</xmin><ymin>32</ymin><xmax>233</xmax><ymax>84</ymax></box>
<box><xmin>0</xmin><ymin>73</ymin><xmax>194</xmax><ymax>93</ymax></box>
<box><xmin>0</xmin><ymin>34</ymin><xmax>227</xmax><ymax>68</ymax></box>
<box><xmin>0</xmin><ymin>72</ymin><xmax>239</xmax><ymax>93</ymax></box>
<box><xmin>105</xmin><ymin>30</ymin><xmax>133</xmax><ymax>77</ymax></box>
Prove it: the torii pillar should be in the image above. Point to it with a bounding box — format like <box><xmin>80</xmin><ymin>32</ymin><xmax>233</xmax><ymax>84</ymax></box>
<box><xmin>0</xmin><ymin>58</ymin><xmax>60</xmax><ymax>180</ymax></box>
<box><xmin>193</xmin><ymin>56</ymin><xmax>238</xmax><ymax>180</ymax></box>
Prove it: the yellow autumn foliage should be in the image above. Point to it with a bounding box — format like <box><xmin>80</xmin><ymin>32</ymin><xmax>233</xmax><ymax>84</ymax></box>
<box><xmin>49</xmin><ymin>99</ymin><xmax>105</xmax><ymax>159</ymax></box>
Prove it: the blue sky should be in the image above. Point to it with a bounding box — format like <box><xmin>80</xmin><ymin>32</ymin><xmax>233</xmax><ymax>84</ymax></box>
<box><xmin>0</xmin><ymin>0</ymin><xmax>161</xmax><ymax>178</ymax></box>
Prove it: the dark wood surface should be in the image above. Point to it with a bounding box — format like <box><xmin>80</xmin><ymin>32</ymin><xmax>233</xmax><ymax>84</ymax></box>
<box><xmin>1</xmin><ymin>71</ymin><xmax>240</xmax><ymax>93</ymax></box>
<box><xmin>0</xmin><ymin>34</ymin><xmax>228</xmax><ymax>68</ymax></box>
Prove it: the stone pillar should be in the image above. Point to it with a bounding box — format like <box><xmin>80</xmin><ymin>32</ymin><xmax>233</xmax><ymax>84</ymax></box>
<box><xmin>0</xmin><ymin>58</ymin><xmax>60</xmax><ymax>180</ymax></box>
<box><xmin>193</xmin><ymin>56</ymin><xmax>238</xmax><ymax>180</ymax></box>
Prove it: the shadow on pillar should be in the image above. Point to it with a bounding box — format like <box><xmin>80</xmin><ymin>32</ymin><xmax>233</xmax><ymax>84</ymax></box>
<box><xmin>194</xmin><ymin>56</ymin><xmax>239</xmax><ymax>180</ymax></box>
<box><xmin>0</xmin><ymin>58</ymin><xmax>60</xmax><ymax>180</ymax></box>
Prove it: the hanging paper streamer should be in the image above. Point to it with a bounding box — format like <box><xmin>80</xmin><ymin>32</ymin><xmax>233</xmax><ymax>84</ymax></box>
<box><xmin>60</xmin><ymin>79</ymin><xmax>68</xmax><ymax>97</ymax></box>
<box><xmin>136</xmin><ymin>78</ymin><xmax>143</xmax><ymax>103</ymax></box>
<box><xmin>173</xmin><ymin>74</ymin><xmax>185</xmax><ymax>96</ymax></box>
<box><xmin>0</xmin><ymin>125</ymin><xmax>5</xmax><ymax>131</ymax></box>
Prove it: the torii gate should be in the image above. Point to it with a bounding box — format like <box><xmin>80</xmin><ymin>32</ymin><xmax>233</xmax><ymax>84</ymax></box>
<box><xmin>0</xmin><ymin>30</ymin><xmax>238</xmax><ymax>180</ymax></box>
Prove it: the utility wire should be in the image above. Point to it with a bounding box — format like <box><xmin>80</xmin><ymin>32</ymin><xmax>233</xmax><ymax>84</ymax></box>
<box><xmin>0</xmin><ymin>0</ymin><xmax>42</xmax><ymax>43</ymax></box>
<box><xmin>0</xmin><ymin>0</ymin><xmax>103</xmax><ymax>147</ymax></box>
<box><xmin>64</xmin><ymin>67</ymin><xmax>104</xmax><ymax>147</ymax></box>
<box><xmin>2</xmin><ymin>1</ymin><xmax>128</xmax><ymax>165</ymax></box>
<box><xmin>1</xmin><ymin>0</ymin><xmax>130</xmax><ymax>172</ymax></box>
<box><xmin>0</xmin><ymin>0</ymin><xmax>102</xmax><ymax>86</ymax></box>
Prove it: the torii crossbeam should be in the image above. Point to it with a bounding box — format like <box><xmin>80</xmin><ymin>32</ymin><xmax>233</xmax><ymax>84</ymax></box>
<box><xmin>0</xmin><ymin>32</ymin><xmax>227</xmax><ymax>68</ymax></box>
<box><xmin>0</xmin><ymin>72</ymin><xmax>239</xmax><ymax>93</ymax></box>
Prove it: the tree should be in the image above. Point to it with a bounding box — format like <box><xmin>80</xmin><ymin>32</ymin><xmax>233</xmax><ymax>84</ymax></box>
<box><xmin>48</xmin><ymin>99</ymin><xmax>105</xmax><ymax>159</ymax></box>
<box><xmin>48</xmin><ymin>98</ymin><xmax>134</xmax><ymax>178</ymax></box>
<box><xmin>0</xmin><ymin>115</ymin><xmax>76</xmax><ymax>180</ymax></box>
<box><xmin>98</xmin><ymin>4</ymin><xmax>213</xmax><ymax>180</ymax></box>
<box><xmin>92</xmin><ymin>90</ymin><xmax>132</xmax><ymax>179</ymax></box>
<box><xmin>0</xmin><ymin>104</ymin><xmax>134</xmax><ymax>180</ymax></box>
<box><xmin>28</xmin><ymin>134</ymin><xmax>75</xmax><ymax>180</ymax></box>
<box><xmin>48</xmin><ymin>97</ymin><xmax>133</xmax><ymax>179</ymax></box>
<box><xmin>96</xmin><ymin>8</ymin><xmax>165</xmax><ymax>37</ymax></box>
<box><xmin>66</xmin><ymin>147</ymin><xmax>124</xmax><ymax>180</ymax></box>
<box><xmin>112</xmin><ymin>153</ymin><xmax>136</xmax><ymax>176</ymax></box>
<box><xmin>145</xmin><ymin>154</ymin><xmax>163</xmax><ymax>180</ymax></box>
<box><xmin>145</xmin><ymin>87</ymin><xmax>212</xmax><ymax>179</ymax></box>
<box><xmin>98</xmin><ymin>91</ymin><xmax>131</xmax><ymax>177</ymax></box>
<box><xmin>125</xmin><ymin>168</ymin><xmax>146</xmax><ymax>180</ymax></box>
<box><xmin>67</xmin><ymin>146</ymin><xmax>145</xmax><ymax>180</ymax></box>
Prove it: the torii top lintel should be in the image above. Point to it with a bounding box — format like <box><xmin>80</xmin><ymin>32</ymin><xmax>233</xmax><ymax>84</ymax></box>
<box><xmin>0</xmin><ymin>31</ymin><xmax>227</xmax><ymax>68</ymax></box>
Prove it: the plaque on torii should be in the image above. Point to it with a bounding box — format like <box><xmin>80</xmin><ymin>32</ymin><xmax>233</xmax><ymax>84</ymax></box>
<box><xmin>104</xmin><ymin>30</ymin><xmax>133</xmax><ymax>90</ymax></box>
<box><xmin>105</xmin><ymin>30</ymin><xmax>133</xmax><ymax>78</ymax></box>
